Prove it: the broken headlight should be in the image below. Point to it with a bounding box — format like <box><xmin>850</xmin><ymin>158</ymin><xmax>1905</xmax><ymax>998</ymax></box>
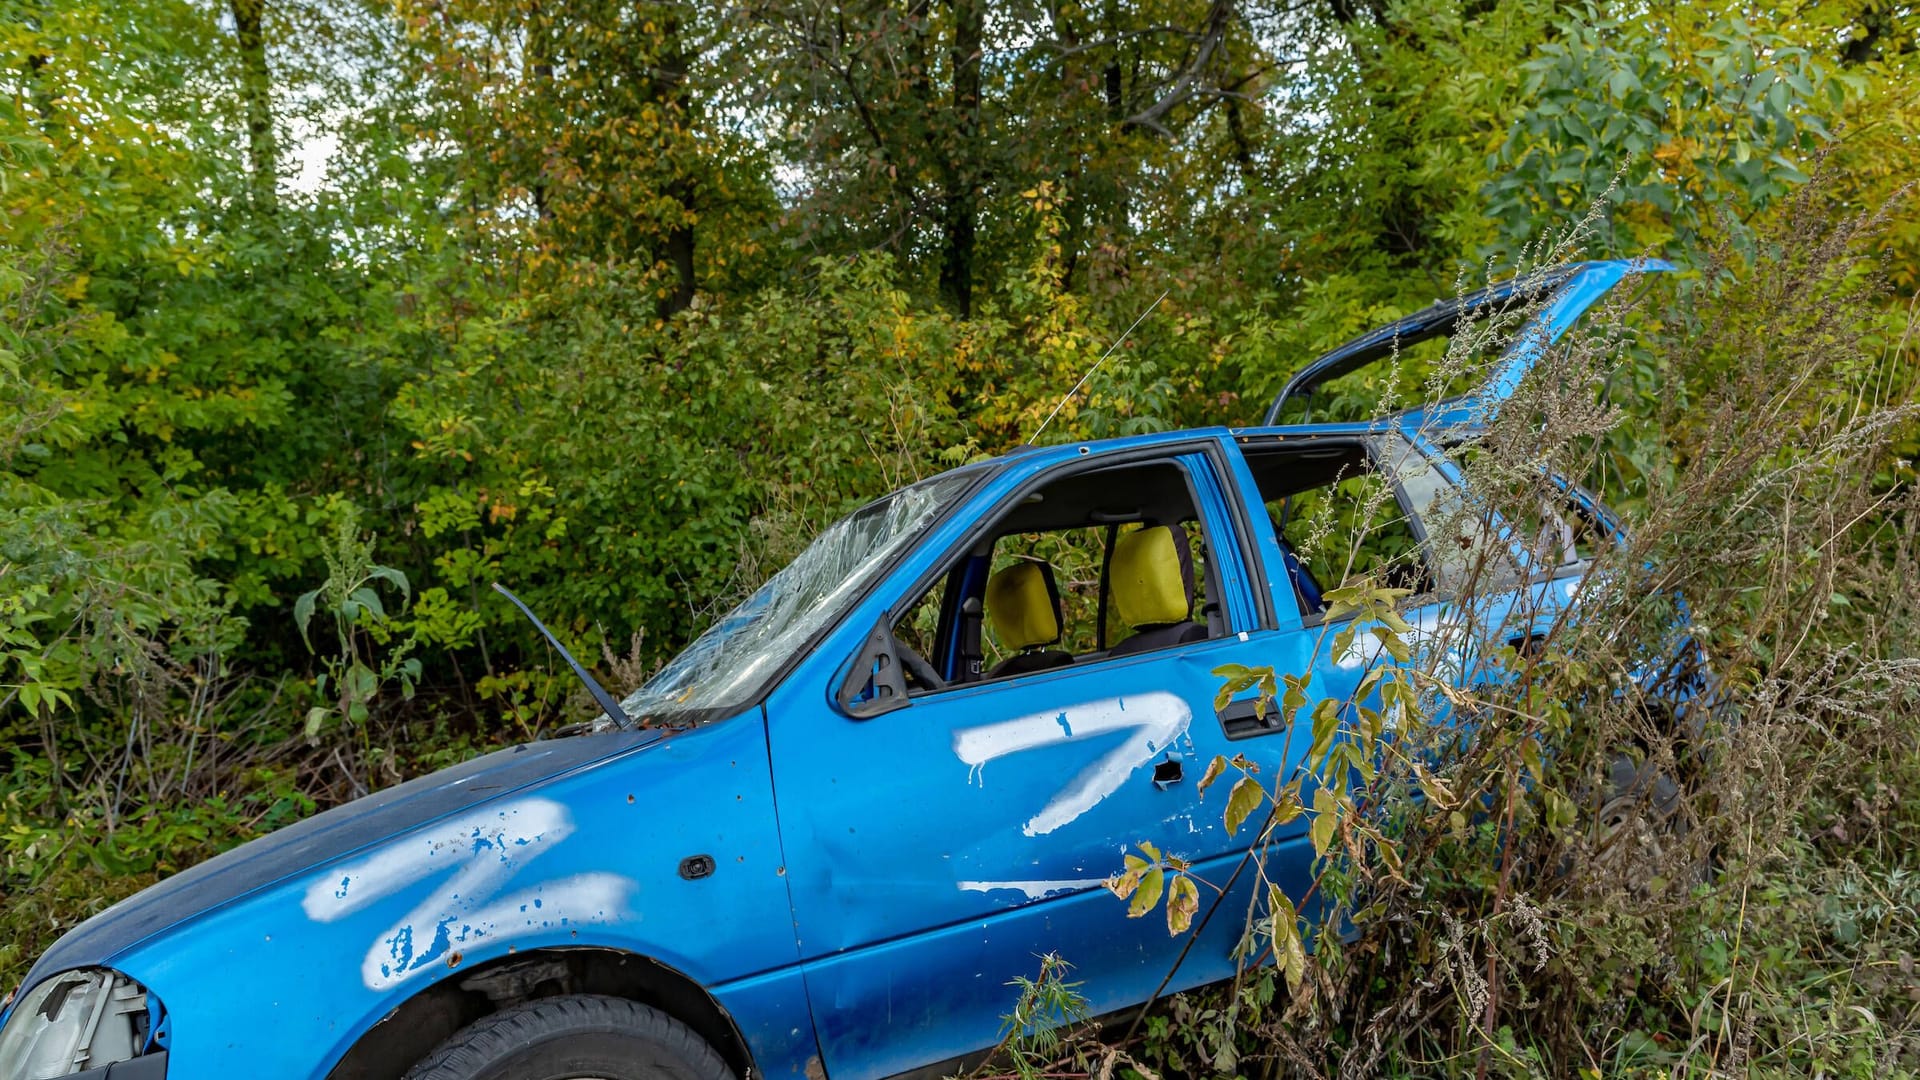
<box><xmin>0</xmin><ymin>968</ymin><xmax>155</xmax><ymax>1079</ymax></box>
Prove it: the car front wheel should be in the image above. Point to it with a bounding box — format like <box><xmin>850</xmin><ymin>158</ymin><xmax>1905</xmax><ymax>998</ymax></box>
<box><xmin>402</xmin><ymin>994</ymin><xmax>733</xmax><ymax>1080</ymax></box>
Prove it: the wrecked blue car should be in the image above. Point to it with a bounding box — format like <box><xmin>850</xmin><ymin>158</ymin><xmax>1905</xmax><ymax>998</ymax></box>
<box><xmin>0</xmin><ymin>260</ymin><xmax>1667</xmax><ymax>1080</ymax></box>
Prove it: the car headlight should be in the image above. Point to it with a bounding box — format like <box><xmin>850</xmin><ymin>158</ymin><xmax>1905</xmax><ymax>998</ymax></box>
<box><xmin>0</xmin><ymin>968</ymin><xmax>156</xmax><ymax>1079</ymax></box>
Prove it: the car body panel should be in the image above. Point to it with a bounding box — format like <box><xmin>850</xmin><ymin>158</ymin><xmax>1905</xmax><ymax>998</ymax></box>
<box><xmin>28</xmin><ymin>713</ymin><xmax>802</xmax><ymax>1078</ymax></box>
<box><xmin>1264</xmin><ymin>258</ymin><xmax>1672</xmax><ymax>431</ymax></box>
<box><xmin>771</xmin><ymin>438</ymin><xmax>1332</xmax><ymax>1080</ymax></box>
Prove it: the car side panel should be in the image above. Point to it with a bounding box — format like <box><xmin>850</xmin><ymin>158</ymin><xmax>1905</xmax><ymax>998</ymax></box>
<box><xmin>101</xmin><ymin>714</ymin><xmax>806</xmax><ymax>1079</ymax></box>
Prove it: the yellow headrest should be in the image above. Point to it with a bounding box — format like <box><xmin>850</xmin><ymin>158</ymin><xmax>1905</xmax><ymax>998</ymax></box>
<box><xmin>1110</xmin><ymin>526</ymin><xmax>1193</xmax><ymax>627</ymax></box>
<box><xmin>985</xmin><ymin>561</ymin><xmax>1062</xmax><ymax>651</ymax></box>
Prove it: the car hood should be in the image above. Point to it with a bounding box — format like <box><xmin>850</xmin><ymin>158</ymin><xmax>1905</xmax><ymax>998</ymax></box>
<box><xmin>16</xmin><ymin>729</ymin><xmax>663</xmax><ymax>996</ymax></box>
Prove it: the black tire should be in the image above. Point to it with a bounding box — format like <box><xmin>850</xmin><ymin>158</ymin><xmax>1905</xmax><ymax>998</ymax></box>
<box><xmin>402</xmin><ymin>995</ymin><xmax>734</xmax><ymax>1080</ymax></box>
<box><xmin>1590</xmin><ymin>753</ymin><xmax>1707</xmax><ymax>891</ymax></box>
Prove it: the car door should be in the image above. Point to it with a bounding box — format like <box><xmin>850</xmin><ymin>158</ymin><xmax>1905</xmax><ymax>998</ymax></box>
<box><xmin>762</xmin><ymin>440</ymin><xmax>1301</xmax><ymax>1080</ymax></box>
<box><xmin>1220</xmin><ymin>429</ymin><xmax>1513</xmax><ymax>788</ymax></box>
<box><xmin>1243</xmin><ymin>430</ymin><xmax>1548</xmax><ymax>750</ymax></box>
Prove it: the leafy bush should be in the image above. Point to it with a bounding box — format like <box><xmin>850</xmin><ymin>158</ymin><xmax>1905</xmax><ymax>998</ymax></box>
<box><xmin>1043</xmin><ymin>186</ymin><xmax>1920</xmax><ymax>1078</ymax></box>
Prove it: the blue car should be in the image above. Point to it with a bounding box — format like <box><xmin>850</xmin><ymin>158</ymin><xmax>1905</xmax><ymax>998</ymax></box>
<box><xmin>0</xmin><ymin>261</ymin><xmax>1665</xmax><ymax>1080</ymax></box>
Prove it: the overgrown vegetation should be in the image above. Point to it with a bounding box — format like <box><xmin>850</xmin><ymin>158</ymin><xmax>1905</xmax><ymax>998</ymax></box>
<box><xmin>2</xmin><ymin>0</ymin><xmax>1916</xmax><ymax>1071</ymax></box>
<box><xmin>990</xmin><ymin>192</ymin><xmax>1920</xmax><ymax>1075</ymax></box>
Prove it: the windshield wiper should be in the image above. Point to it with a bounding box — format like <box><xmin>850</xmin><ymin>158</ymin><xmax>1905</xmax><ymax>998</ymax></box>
<box><xmin>492</xmin><ymin>581</ymin><xmax>631</xmax><ymax>732</ymax></box>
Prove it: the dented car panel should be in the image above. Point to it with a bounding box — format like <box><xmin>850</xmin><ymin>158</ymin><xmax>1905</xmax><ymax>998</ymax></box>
<box><xmin>2</xmin><ymin>260</ymin><xmax>1664</xmax><ymax>1080</ymax></box>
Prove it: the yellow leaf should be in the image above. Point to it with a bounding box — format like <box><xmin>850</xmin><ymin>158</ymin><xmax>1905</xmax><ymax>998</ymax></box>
<box><xmin>1196</xmin><ymin>755</ymin><xmax>1227</xmax><ymax>795</ymax></box>
<box><xmin>1225</xmin><ymin>776</ymin><xmax>1265</xmax><ymax>836</ymax></box>
<box><xmin>1166</xmin><ymin>874</ymin><xmax>1199</xmax><ymax>935</ymax></box>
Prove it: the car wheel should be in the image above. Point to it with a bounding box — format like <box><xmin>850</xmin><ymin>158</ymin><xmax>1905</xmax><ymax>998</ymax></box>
<box><xmin>1590</xmin><ymin>753</ymin><xmax>1707</xmax><ymax>891</ymax></box>
<box><xmin>402</xmin><ymin>994</ymin><xmax>734</xmax><ymax>1080</ymax></box>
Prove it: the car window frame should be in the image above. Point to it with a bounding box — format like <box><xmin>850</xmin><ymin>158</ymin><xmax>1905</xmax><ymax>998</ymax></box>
<box><xmin>1235</xmin><ymin>434</ymin><xmax>1444</xmax><ymax>628</ymax></box>
<box><xmin>867</xmin><ymin>441</ymin><xmax>1262</xmax><ymax>703</ymax></box>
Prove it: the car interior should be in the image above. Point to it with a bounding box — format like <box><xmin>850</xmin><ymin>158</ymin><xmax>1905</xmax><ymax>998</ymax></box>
<box><xmin>881</xmin><ymin>435</ymin><xmax>1614</xmax><ymax>699</ymax></box>
<box><xmin>891</xmin><ymin>459</ymin><xmax>1225</xmax><ymax>691</ymax></box>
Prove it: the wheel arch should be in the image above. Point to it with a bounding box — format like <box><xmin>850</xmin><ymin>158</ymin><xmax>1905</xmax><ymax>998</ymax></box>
<box><xmin>325</xmin><ymin>946</ymin><xmax>756</xmax><ymax>1080</ymax></box>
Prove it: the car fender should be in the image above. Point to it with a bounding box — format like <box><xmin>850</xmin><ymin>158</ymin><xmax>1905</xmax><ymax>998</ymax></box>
<box><xmin>96</xmin><ymin>713</ymin><xmax>802</xmax><ymax>1078</ymax></box>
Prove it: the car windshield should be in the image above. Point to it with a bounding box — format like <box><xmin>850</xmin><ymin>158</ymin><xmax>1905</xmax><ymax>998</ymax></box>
<box><xmin>620</xmin><ymin>472</ymin><xmax>977</xmax><ymax>722</ymax></box>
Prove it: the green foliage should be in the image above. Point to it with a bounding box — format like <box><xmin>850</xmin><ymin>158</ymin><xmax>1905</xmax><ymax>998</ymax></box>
<box><xmin>1486</xmin><ymin>3</ymin><xmax>1849</xmax><ymax>261</ymax></box>
<box><xmin>2</xmin><ymin>0</ymin><xmax>1917</xmax><ymax>1059</ymax></box>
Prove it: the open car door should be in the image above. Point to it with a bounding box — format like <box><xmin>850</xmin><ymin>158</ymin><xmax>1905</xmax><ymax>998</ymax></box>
<box><xmin>1261</xmin><ymin>259</ymin><xmax>1672</xmax><ymax>433</ymax></box>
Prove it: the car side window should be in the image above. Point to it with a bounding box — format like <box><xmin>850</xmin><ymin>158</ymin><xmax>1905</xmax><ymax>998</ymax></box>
<box><xmin>1439</xmin><ymin>447</ymin><xmax>1619</xmax><ymax>579</ymax></box>
<box><xmin>1239</xmin><ymin>438</ymin><xmax>1432</xmax><ymax>618</ymax></box>
<box><xmin>885</xmin><ymin>456</ymin><xmax>1228</xmax><ymax>694</ymax></box>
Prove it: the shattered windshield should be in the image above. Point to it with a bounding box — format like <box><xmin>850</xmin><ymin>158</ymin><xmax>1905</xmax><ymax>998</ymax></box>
<box><xmin>620</xmin><ymin>472</ymin><xmax>977</xmax><ymax>722</ymax></box>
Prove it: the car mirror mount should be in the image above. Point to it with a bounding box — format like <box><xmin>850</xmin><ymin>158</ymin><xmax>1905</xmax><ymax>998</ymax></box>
<box><xmin>837</xmin><ymin>619</ymin><xmax>911</xmax><ymax>719</ymax></box>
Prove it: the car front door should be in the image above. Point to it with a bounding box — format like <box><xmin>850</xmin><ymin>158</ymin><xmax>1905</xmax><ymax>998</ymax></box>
<box><xmin>763</xmin><ymin>440</ymin><xmax>1299</xmax><ymax>1080</ymax></box>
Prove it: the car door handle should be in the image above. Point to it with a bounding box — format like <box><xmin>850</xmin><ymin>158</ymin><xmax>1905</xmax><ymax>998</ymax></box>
<box><xmin>1218</xmin><ymin>698</ymin><xmax>1280</xmax><ymax>738</ymax></box>
<box><xmin>1152</xmin><ymin>752</ymin><xmax>1184</xmax><ymax>790</ymax></box>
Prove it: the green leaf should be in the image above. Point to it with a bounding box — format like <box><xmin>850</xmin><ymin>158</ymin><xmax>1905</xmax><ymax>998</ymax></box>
<box><xmin>368</xmin><ymin>564</ymin><xmax>411</xmax><ymax>603</ymax></box>
<box><xmin>1522</xmin><ymin>738</ymin><xmax>1544</xmax><ymax>783</ymax></box>
<box><xmin>350</xmin><ymin>586</ymin><xmax>386</xmax><ymax>621</ymax></box>
<box><xmin>1309</xmin><ymin>787</ymin><xmax>1340</xmax><ymax>856</ymax></box>
<box><xmin>1271</xmin><ymin>886</ymin><xmax>1307</xmax><ymax>991</ymax></box>
<box><xmin>1332</xmin><ymin>624</ymin><xmax>1357</xmax><ymax>657</ymax></box>
<box><xmin>1281</xmin><ymin>672</ymin><xmax>1309</xmax><ymax>721</ymax></box>
<box><xmin>293</xmin><ymin>588</ymin><xmax>320</xmax><ymax>650</ymax></box>
<box><xmin>1310</xmin><ymin>698</ymin><xmax>1341</xmax><ymax>758</ymax></box>
<box><xmin>1371</xmin><ymin>625</ymin><xmax>1410</xmax><ymax>663</ymax></box>
<box><xmin>1271</xmin><ymin>784</ymin><xmax>1304</xmax><ymax>826</ymax></box>
<box><xmin>1309</xmin><ymin>812</ymin><xmax>1335</xmax><ymax>857</ymax></box>
<box><xmin>1225</xmin><ymin>776</ymin><xmax>1265</xmax><ymax>836</ymax></box>
<box><xmin>1129</xmin><ymin>867</ymin><xmax>1165</xmax><ymax>918</ymax></box>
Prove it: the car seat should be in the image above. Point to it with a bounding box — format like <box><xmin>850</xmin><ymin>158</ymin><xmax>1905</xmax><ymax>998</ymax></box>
<box><xmin>984</xmin><ymin>560</ymin><xmax>1075</xmax><ymax>677</ymax></box>
<box><xmin>1106</xmin><ymin>525</ymin><xmax>1209</xmax><ymax>657</ymax></box>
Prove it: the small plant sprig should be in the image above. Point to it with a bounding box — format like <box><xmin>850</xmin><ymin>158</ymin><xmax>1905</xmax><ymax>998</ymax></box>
<box><xmin>293</xmin><ymin>504</ymin><xmax>422</xmax><ymax>747</ymax></box>
<box><xmin>993</xmin><ymin>953</ymin><xmax>1091</xmax><ymax>1080</ymax></box>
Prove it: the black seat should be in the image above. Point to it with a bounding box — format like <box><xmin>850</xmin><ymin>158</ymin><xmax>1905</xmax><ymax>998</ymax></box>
<box><xmin>984</xmin><ymin>560</ymin><xmax>1074</xmax><ymax>678</ymax></box>
<box><xmin>1106</xmin><ymin>525</ymin><xmax>1208</xmax><ymax>657</ymax></box>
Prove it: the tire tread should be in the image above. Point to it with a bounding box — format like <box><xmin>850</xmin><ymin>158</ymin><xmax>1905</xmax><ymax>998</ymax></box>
<box><xmin>401</xmin><ymin>993</ymin><xmax>732</xmax><ymax>1080</ymax></box>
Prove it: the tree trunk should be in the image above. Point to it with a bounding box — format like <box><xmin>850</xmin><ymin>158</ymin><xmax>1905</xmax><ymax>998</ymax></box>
<box><xmin>938</xmin><ymin>0</ymin><xmax>984</xmax><ymax>318</ymax></box>
<box><xmin>655</xmin><ymin>11</ymin><xmax>696</xmax><ymax>319</ymax></box>
<box><xmin>528</xmin><ymin>0</ymin><xmax>554</xmax><ymax>221</ymax></box>
<box><xmin>230</xmin><ymin>0</ymin><xmax>277</xmax><ymax>212</ymax></box>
